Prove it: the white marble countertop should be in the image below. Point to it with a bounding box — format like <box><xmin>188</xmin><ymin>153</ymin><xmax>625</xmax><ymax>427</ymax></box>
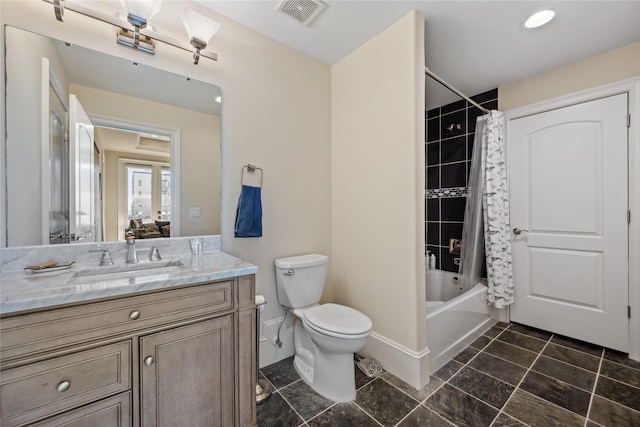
<box><xmin>0</xmin><ymin>251</ymin><xmax>257</xmax><ymax>315</ymax></box>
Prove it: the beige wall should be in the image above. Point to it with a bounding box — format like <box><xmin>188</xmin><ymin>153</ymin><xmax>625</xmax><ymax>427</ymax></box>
<box><xmin>4</xmin><ymin>26</ymin><xmax>69</xmax><ymax>246</ymax></box>
<box><xmin>500</xmin><ymin>42</ymin><xmax>640</xmax><ymax>110</ymax></box>
<box><xmin>0</xmin><ymin>0</ymin><xmax>331</xmax><ymax>361</ymax></box>
<box><xmin>70</xmin><ymin>84</ymin><xmax>221</xmax><ymax>238</ymax></box>
<box><xmin>211</xmin><ymin>5</ymin><xmax>332</xmax><ymax>331</ymax></box>
<box><xmin>331</xmin><ymin>10</ymin><xmax>426</xmax><ymax>363</ymax></box>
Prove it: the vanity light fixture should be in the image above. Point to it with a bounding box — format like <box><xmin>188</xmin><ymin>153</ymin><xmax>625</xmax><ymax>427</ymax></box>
<box><xmin>524</xmin><ymin>9</ymin><xmax>555</xmax><ymax>29</ymax></box>
<box><xmin>49</xmin><ymin>0</ymin><xmax>219</xmax><ymax>65</ymax></box>
<box><xmin>117</xmin><ymin>0</ymin><xmax>162</xmax><ymax>54</ymax></box>
<box><xmin>180</xmin><ymin>9</ymin><xmax>221</xmax><ymax>65</ymax></box>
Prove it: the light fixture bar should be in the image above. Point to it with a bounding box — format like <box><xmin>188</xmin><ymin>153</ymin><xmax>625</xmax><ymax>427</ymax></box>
<box><xmin>53</xmin><ymin>0</ymin><xmax>64</xmax><ymax>21</ymax></box>
<box><xmin>44</xmin><ymin>0</ymin><xmax>218</xmax><ymax>62</ymax></box>
<box><xmin>117</xmin><ymin>27</ymin><xmax>155</xmax><ymax>55</ymax></box>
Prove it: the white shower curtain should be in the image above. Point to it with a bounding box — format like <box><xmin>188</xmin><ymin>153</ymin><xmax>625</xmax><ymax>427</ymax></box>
<box><xmin>483</xmin><ymin>111</ymin><xmax>513</xmax><ymax>308</ymax></box>
<box><xmin>459</xmin><ymin>111</ymin><xmax>514</xmax><ymax>308</ymax></box>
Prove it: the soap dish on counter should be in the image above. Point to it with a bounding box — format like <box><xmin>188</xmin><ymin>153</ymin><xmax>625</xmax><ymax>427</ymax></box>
<box><xmin>25</xmin><ymin>261</ymin><xmax>75</xmax><ymax>273</ymax></box>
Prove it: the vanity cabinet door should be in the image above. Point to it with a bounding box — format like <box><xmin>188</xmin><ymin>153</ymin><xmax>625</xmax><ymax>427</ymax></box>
<box><xmin>139</xmin><ymin>316</ymin><xmax>235</xmax><ymax>427</ymax></box>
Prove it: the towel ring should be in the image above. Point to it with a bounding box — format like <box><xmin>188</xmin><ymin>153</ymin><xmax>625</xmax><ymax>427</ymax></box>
<box><xmin>241</xmin><ymin>164</ymin><xmax>263</xmax><ymax>188</ymax></box>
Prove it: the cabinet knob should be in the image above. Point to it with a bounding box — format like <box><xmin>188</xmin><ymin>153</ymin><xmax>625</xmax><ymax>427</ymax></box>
<box><xmin>57</xmin><ymin>380</ymin><xmax>71</xmax><ymax>392</ymax></box>
<box><xmin>144</xmin><ymin>356</ymin><xmax>155</xmax><ymax>366</ymax></box>
<box><xmin>129</xmin><ymin>310</ymin><xmax>141</xmax><ymax>320</ymax></box>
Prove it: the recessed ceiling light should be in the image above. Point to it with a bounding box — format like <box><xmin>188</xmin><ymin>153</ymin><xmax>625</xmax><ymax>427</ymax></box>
<box><xmin>524</xmin><ymin>9</ymin><xmax>555</xmax><ymax>29</ymax></box>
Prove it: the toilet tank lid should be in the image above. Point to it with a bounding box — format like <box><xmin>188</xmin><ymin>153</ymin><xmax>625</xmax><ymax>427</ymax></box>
<box><xmin>275</xmin><ymin>254</ymin><xmax>328</xmax><ymax>269</ymax></box>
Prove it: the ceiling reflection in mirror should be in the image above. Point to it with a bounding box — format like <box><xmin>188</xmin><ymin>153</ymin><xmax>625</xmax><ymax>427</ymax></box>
<box><xmin>3</xmin><ymin>26</ymin><xmax>222</xmax><ymax>247</ymax></box>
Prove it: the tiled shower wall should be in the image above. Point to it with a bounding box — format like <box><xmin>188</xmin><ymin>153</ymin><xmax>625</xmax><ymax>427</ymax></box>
<box><xmin>425</xmin><ymin>88</ymin><xmax>498</xmax><ymax>272</ymax></box>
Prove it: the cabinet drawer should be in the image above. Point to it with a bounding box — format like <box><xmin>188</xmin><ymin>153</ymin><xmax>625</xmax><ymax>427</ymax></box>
<box><xmin>1</xmin><ymin>280</ymin><xmax>233</xmax><ymax>362</ymax></box>
<box><xmin>0</xmin><ymin>341</ymin><xmax>131</xmax><ymax>426</ymax></box>
<box><xmin>29</xmin><ymin>392</ymin><xmax>131</xmax><ymax>427</ymax></box>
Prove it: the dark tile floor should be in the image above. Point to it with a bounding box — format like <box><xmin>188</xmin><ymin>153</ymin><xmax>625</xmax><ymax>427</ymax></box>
<box><xmin>257</xmin><ymin>322</ymin><xmax>640</xmax><ymax>427</ymax></box>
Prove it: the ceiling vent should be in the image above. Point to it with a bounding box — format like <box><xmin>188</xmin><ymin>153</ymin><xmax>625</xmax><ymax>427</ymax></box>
<box><xmin>275</xmin><ymin>0</ymin><xmax>326</xmax><ymax>26</ymax></box>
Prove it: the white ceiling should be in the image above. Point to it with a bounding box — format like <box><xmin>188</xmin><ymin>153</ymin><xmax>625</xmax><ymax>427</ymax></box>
<box><xmin>197</xmin><ymin>0</ymin><xmax>640</xmax><ymax>110</ymax></box>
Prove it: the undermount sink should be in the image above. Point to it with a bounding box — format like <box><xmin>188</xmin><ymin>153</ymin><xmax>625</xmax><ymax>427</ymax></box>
<box><xmin>72</xmin><ymin>260</ymin><xmax>185</xmax><ymax>281</ymax></box>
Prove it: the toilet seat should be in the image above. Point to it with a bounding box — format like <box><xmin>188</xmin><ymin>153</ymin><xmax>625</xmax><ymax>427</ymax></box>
<box><xmin>303</xmin><ymin>303</ymin><xmax>372</xmax><ymax>339</ymax></box>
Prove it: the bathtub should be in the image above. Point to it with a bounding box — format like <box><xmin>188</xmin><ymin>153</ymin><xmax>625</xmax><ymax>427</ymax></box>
<box><xmin>426</xmin><ymin>269</ymin><xmax>496</xmax><ymax>374</ymax></box>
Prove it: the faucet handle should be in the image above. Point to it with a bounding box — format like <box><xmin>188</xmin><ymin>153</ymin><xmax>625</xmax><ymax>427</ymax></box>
<box><xmin>89</xmin><ymin>249</ymin><xmax>113</xmax><ymax>266</ymax></box>
<box><xmin>149</xmin><ymin>246</ymin><xmax>162</xmax><ymax>261</ymax></box>
<box><xmin>148</xmin><ymin>245</ymin><xmax>169</xmax><ymax>261</ymax></box>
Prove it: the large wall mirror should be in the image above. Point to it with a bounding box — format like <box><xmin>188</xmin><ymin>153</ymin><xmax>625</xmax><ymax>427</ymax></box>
<box><xmin>3</xmin><ymin>26</ymin><xmax>221</xmax><ymax>247</ymax></box>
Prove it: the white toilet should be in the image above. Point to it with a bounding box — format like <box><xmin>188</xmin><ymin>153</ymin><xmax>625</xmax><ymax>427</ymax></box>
<box><xmin>274</xmin><ymin>254</ymin><xmax>372</xmax><ymax>402</ymax></box>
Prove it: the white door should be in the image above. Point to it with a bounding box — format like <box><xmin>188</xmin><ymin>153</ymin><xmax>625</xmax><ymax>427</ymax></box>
<box><xmin>44</xmin><ymin>63</ymin><xmax>69</xmax><ymax>245</ymax></box>
<box><xmin>508</xmin><ymin>94</ymin><xmax>629</xmax><ymax>351</ymax></box>
<box><xmin>69</xmin><ymin>95</ymin><xmax>96</xmax><ymax>243</ymax></box>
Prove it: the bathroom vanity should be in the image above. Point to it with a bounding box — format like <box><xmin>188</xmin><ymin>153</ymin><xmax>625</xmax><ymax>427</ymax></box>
<box><xmin>0</xmin><ymin>245</ymin><xmax>257</xmax><ymax>426</ymax></box>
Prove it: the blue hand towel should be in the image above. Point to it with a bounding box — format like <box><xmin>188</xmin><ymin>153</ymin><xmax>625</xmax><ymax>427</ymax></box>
<box><xmin>234</xmin><ymin>185</ymin><xmax>262</xmax><ymax>237</ymax></box>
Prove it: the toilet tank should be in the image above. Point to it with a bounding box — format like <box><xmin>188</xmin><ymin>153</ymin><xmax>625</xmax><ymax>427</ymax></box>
<box><xmin>274</xmin><ymin>254</ymin><xmax>328</xmax><ymax>308</ymax></box>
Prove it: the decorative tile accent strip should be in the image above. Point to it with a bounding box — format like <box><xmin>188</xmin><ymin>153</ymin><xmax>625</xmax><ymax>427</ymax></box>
<box><xmin>426</xmin><ymin>187</ymin><xmax>468</xmax><ymax>199</ymax></box>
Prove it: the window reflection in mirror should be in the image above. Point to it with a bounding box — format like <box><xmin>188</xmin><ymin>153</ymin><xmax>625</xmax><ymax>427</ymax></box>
<box><xmin>3</xmin><ymin>26</ymin><xmax>222</xmax><ymax>247</ymax></box>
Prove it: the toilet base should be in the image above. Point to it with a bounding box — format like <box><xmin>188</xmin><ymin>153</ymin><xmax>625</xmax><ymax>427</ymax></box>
<box><xmin>293</xmin><ymin>351</ymin><xmax>357</xmax><ymax>402</ymax></box>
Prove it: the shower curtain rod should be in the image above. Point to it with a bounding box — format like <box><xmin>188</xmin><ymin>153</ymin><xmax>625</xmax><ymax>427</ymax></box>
<box><xmin>425</xmin><ymin>67</ymin><xmax>490</xmax><ymax>114</ymax></box>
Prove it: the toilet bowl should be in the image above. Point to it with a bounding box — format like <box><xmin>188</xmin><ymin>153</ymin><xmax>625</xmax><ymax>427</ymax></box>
<box><xmin>274</xmin><ymin>255</ymin><xmax>372</xmax><ymax>402</ymax></box>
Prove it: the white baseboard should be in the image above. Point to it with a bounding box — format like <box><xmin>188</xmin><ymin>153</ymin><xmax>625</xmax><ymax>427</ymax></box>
<box><xmin>359</xmin><ymin>332</ymin><xmax>430</xmax><ymax>390</ymax></box>
<box><xmin>260</xmin><ymin>319</ymin><xmax>434</xmax><ymax>391</ymax></box>
<box><xmin>492</xmin><ymin>306</ymin><xmax>510</xmax><ymax>323</ymax></box>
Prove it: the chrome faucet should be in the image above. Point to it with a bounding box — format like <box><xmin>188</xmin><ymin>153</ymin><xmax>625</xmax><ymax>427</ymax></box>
<box><xmin>126</xmin><ymin>235</ymin><xmax>138</xmax><ymax>264</ymax></box>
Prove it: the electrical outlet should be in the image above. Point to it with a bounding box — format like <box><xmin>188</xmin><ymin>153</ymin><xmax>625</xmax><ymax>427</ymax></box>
<box><xmin>189</xmin><ymin>207</ymin><xmax>201</xmax><ymax>219</ymax></box>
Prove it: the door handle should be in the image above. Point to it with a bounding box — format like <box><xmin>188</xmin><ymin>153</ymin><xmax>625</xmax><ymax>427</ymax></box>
<box><xmin>513</xmin><ymin>228</ymin><xmax>529</xmax><ymax>235</ymax></box>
